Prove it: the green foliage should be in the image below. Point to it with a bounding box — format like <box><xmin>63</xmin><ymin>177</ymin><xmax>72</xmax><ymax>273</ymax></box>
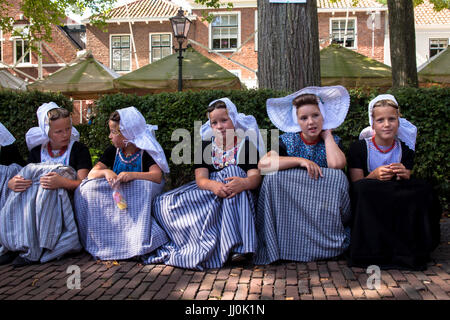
<box><xmin>0</xmin><ymin>0</ymin><xmax>116</xmax><ymax>50</ymax></box>
<box><xmin>1</xmin><ymin>87</ymin><xmax>448</xmax><ymax>209</ymax></box>
<box><xmin>0</xmin><ymin>90</ymin><xmax>73</xmax><ymax>158</ymax></box>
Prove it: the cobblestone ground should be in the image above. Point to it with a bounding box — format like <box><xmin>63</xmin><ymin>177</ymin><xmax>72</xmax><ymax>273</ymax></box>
<box><xmin>0</xmin><ymin>217</ymin><xmax>449</xmax><ymax>301</ymax></box>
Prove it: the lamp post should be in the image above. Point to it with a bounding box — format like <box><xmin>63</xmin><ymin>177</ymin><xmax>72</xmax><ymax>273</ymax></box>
<box><xmin>170</xmin><ymin>8</ymin><xmax>191</xmax><ymax>92</ymax></box>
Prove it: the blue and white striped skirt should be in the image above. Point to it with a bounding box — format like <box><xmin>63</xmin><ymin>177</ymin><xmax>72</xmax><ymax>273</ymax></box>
<box><xmin>144</xmin><ymin>165</ymin><xmax>257</xmax><ymax>270</ymax></box>
<box><xmin>254</xmin><ymin>168</ymin><xmax>351</xmax><ymax>265</ymax></box>
<box><xmin>0</xmin><ymin>163</ymin><xmax>22</xmax><ymax>210</ymax></box>
<box><xmin>0</xmin><ymin>163</ymin><xmax>82</xmax><ymax>262</ymax></box>
<box><xmin>74</xmin><ymin>178</ymin><xmax>168</xmax><ymax>261</ymax></box>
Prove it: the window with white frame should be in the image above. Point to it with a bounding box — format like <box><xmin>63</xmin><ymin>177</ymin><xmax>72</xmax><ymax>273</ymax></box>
<box><xmin>12</xmin><ymin>25</ymin><xmax>31</xmax><ymax>64</ymax></box>
<box><xmin>429</xmin><ymin>38</ymin><xmax>448</xmax><ymax>59</ymax></box>
<box><xmin>111</xmin><ymin>35</ymin><xmax>131</xmax><ymax>72</ymax></box>
<box><xmin>14</xmin><ymin>39</ymin><xmax>31</xmax><ymax>64</ymax></box>
<box><xmin>150</xmin><ymin>33</ymin><xmax>172</xmax><ymax>63</ymax></box>
<box><xmin>330</xmin><ymin>18</ymin><xmax>356</xmax><ymax>49</ymax></box>
<box><xmin>210</xmin><ymin>13</ymin><xmax>239</xmax><ymax>50</ymax></box>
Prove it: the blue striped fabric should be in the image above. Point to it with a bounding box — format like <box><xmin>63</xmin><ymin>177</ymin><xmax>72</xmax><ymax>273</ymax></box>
<box><xmin>0</xmin><ymin>163</ymin><xmax>82</xmax><ymax>262</ymax></box>
<box><xmin>0</xmin><ymin>164</ymin><xmax>22</xmax><ymax>209</ymax></box>
<box><xmin>74</xmin><ymin>178</ymin><xmax>168</xmax><ymax>261</ymax></box>
<box><xmin>144</xmin><ymin>165</ymin><xmax>257</xmax><ymax>270</ymax></box>
<box><xmin>0</xmin><ymin>164</ymin><xmax>22</xmax><ymax>256</ymax></box>
<box><xmin>254</xmin><ymin>168</ymin><xmax>351</xmax><ymax>265</ymax></box>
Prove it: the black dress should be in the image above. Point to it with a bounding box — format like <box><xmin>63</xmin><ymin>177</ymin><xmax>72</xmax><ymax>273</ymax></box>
<box><xmin>347</xmin><ymin>139</ymin><xmax>441</xmax><ymax>270</ymax></box>
<box><xmin>0</xmin><ymin>143</ymin><xmax>26</xmax><ymax>166</ymax></box>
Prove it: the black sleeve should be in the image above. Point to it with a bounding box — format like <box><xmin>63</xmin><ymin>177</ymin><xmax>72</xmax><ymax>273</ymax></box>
<box><xmin>97</xmin><ymin>145</ymin><xmax>117</xmax><ymax>169</ymax></box>
<box><xmin>238</xmin><ymin>139</ymin><xmax>259</xmax><ymax>173</ymax></box>
<box><xmin>27</xmin><ymin>145</ymin><xmax>42</xmax><ymax>164</ymax></box>
<box><xmin>278</xmin><ymin>138</ymin><xmax>288</xmax><ymax>156</ymax></box>
<box><xmin>69</xmin><ymin>142</ymin><xmax>92</xmax><ymax>171</ymax></box>
<box><xmin>142</xmin><ymin>151</ymin><xmax>157</xmax><ymax>172</ymax></box>
<box><xmin>1</xmin><ymin>144</ymin><xmax>26</xmax><ymax>166</ymax></box>
<box><xmin>347</xmin><ymin>140</ymin><xmax>367</xmax><ymax>171</ymax></box>
<box><xmin>401</xmin><ymin>142</ymin><xmax>415</xmax><ymax>170</ymax></box>
<box><xmin>194</xmin><ymin>140</ymin><xmax>215</xmax><ymax>172</ymax></box>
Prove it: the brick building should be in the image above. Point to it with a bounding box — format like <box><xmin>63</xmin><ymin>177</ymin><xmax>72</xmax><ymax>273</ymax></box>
<box><xmin>84</xmin><ymin>0</ymin><xmax>388</xmax><ymax>89</ymax></box>
<box><xmin>0</xmin><ymin>0</ymin><xmax>83</xmax><ymax>83</ymax></box>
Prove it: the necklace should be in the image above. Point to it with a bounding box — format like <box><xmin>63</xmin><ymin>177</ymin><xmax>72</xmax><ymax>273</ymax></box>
<box><xmin>300</xmin><ymin>132</ymin><xmax>320</xmax><ymax>145</ymax></box>
<box><xmin>372</xmin><ymin>136</ymin><xmax>395</xmax><ymax>153</ymax></box>
<box><xmin>212</xmin><ymin>136</ymin><xmax>238</xmax><ymax>169</ymax></box>
<box><xmin>118</xmin><ymin>149</ymin><xmax>141</xmax><ymax>164</ymax></box>
<box><xmin>47</xmin><ymin>143</ymin><xmax>67</xmax><ymax>158</ymax></box>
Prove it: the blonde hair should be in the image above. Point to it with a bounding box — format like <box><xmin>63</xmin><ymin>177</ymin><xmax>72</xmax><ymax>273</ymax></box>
<box><xmin>372</xmin><ymin>99</ymin><xmax>401</xmax><ymax>117</ymax></box>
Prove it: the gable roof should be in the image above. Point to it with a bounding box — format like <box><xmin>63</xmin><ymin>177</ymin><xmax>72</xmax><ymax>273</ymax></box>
<box><xmin>414</xmin><ymin>0</ymin><xmax>450</xmax><ymax>25</ymax></box>
<box><xmin>418</xmin><ymin>47</ymin><xmax>450</xmax><ymax>83</ymax></box>
<box><xmin>106</xmin><ymin>0</ymin><xmax>180</xmax><ymax>20</ymax></box>
<box><xmin>317</xmin><ymin>0</ymin><xmax>385</xmax><ymax>10</ymax></box>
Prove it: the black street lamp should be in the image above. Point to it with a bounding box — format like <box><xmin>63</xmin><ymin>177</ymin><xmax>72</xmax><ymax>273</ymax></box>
<box><xmin>170</xmin><ymin>8</ymin><xmax>191</xmax><ymax>92</ymax></box>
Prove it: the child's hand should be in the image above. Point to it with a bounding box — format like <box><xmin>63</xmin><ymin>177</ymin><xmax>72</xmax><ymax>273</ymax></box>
<box><xmin>389</xmin><ymin>163</ymin><xmax>411</xmax><ymax>180</ymax></box>
<box><xmin>320</xmin><ymin>129</ymin><xmax>333</xmax><ymax>141</ymax></box>
<box><xmin>211</xmin><ymin>181</ymin><xmax>230</xmax><ymax>198</ymax></box>
<box><xmin>224</xmin><ymin>176</ymin><xmax>248</xmax><ymax>198</ymax></box>
<box><xmin>117</xmin><ymin>172</ymin><xmax>136</xmax><ymax>183</ymax></box>
<box><xmin>372</xmin><ymin>165</ymin><xmax>395</xmax><ymax>181</ymax></box>
<box><xmin>298</xmin><ymin>158</ymin><xmax>323</xmax><ymax>180</ymax></box>
<box><xmin>40</xmin><ymin>172</ymin><xmax>64</xmax><ymax>189</ymax></box>
<box><xmin>104</xmin><ymin>170</ymin><xmax>118</xmax><ymax>187</ymax></box>
<box><xmin>8</xmin><ymin>175</ymin><xmax>32</xmax><ymax>192</ymax></box>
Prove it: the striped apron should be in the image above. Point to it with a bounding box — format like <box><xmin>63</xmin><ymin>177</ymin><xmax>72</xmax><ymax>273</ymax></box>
<box><xmin>254</xmin><ymin>167</ymin><xmax>351</xmax><ymax>265</ymax></box>
<box><xmin>144</xmin><ymin>165</ymin><xmax>257</xmax><ymax>270</ymax></box>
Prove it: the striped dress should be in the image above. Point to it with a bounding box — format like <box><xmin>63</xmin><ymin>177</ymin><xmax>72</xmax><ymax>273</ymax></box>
<box><xmin>74</xmin><ymin>178</ymin><xmax>168</xmax><ymax>261</ymax></box>
<box><xmin>0</xmin><ymin>163</ymin><xmax>82</xmax><ymax>262</ymax></box>
<box><xmin>144</xmin><ymin>165</ymin><xmax>257</xmax><ymax>270</ymax></box>
<box><xmin>254</xmin><ymin>167</ymin><xmax>351</xmax><ymax>265</ymax></box>
<box><xmin>0</xmin><ymin>163</ymin><xmax>22</xmax><ymax>210</ymax></box>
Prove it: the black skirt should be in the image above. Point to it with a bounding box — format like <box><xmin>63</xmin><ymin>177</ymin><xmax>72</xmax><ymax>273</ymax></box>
<box><xmin>347</xmin><ymin>178</ymin><xmax>441</xmax><ymax>270</ymax></box>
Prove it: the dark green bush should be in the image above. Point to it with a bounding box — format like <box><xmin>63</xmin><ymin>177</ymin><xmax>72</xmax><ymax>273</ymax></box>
<box><xmin>0</xmin><ymin>90</ymin><xmax>73</xmax><ymax>158</ymax></box>
<box><xmin>1</xmin><ymin>87</ymin><xmax>448</xmax><ymax>209</ymax></box>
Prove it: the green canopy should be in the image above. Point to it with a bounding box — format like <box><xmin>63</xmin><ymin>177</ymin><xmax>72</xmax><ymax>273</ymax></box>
<box><xmin>0</xmin><ymin>70</ymin><xmax>27</xmax><ymax>91</ymax></box>
<box><xmin>320</xmin><ymin>44</ymin><xmax>392</xmax><ymax>87</ymax></box>
<box><xmin>114</xmin><ymin>47</ymin><xmax>242</xmax><ymax>93</ymax></box>
<box><xmin>27</xmin><ymin>54</ymin><xmax>120</xmax><ymax>99</ymax></box>
<box><xmin>418</xmin><ymin>47</ymin><xmax>450</xmax><ymax>84</ymax></box>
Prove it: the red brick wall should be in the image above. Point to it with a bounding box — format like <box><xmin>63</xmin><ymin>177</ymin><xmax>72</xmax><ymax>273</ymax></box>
<box><xmin>318</xmin><ymin>11</ymin><xmax>386</xmax><ymax>62</ymax></box>
<box><xmin>84</xmin><ymin>7</ymin><xmax>386</xmax><ymax>86</ymax></box>
<box><xmin>1</xmin><ymin>0</ymin><xmax>79</xmax><ymax>80</ymax></box>
<box><xmin>190</xmin><ymin>8</ymin><xmax>258</xmax><ymax>84</ymax></box>
<box><xmin>86</xmin><ymin>21</ymin><xmax>174</xmax><ymax>72</ymax></box>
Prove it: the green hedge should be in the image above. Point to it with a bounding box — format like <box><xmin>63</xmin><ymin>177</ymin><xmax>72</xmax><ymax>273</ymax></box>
<box><xmin>1</xmin><ymin>87</ymin><xmax>449</xmax><ymax>209</ymax></box>
<box><xmin>0</xmin><ymin>90</ymin><xmax>73</xmax><ymax>158</ymax></box>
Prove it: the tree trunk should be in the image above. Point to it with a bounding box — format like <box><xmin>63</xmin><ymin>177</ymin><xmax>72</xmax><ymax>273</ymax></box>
<box><xmin>387</xmin><ymin>0</ymin><xmax>418</xmax><ymax>88</ymax></box>
<box><xmin>257</xmin><ymin>0</ymin><xmax>321</xmax><ymax>91</ymax></box>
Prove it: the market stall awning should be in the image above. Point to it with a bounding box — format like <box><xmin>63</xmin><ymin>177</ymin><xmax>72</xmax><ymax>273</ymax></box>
<box><xmin>114</xmin><ymin>47</ymin><xmax>242</xmax><ymax>93</ymax></box>
<box><xmin>27</xmin><ymin>54</ymin><xmax>120</xmax><ymax>99</ymax></box>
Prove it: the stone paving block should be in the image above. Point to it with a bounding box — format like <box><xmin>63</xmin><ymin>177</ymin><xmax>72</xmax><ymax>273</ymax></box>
<box><xmin>153</xmin><ymin>283</ymin><xmax>176</xmax><ymax>300</ymax></box>
<box><xmin>318</xmin><ymin>264</ymin><xmax>330</xmax><ymax>278</ymax></box>
<box><xmin>429</xmin><ymin>275</ymin><xmax>450</xmax><ymax>292</ymax></box>
<box><xmin>337</xmin><ymin>287</ymin><xmax>354</xmax><ymax>300</ymax></box>
<box><xmin>286</xmin><ymin>285</ymin><xmax>299</xmax><ymax>300</ymax></box>
<box><xmin>123</xmin><ymin>264</ymin><xmax>144</xmax><ymax>279</ymax></box>
<box><xmin>381</xmin><ymin>271</ymin><xmax>398</xmax><ymax>287</ymax></box>
<box><xmin>389</xmin><ymin>270</ymin><xmax>407</xmax><ymax>282</ymax></box>
<box><xmin>195</xmin><ymin>290</ymin><xmax>210</xmax><ymax>300</ymax></box>
<box><xmin>262</xmin><ymin>270</ymin><xmax>275</xmax><ymax>286</ymax></box>
<box><xmin>85</xmin><ymin>288</ymin><xmax>106</xmax><ymax>300</ymax></box>
<box><xmin>200</xmin><ymin>273</ymin><xmax>216</xmax><ymax>291</ymax></box>
<box><xmin>239</xmin><ymin>270</ymin><xmax>252</xmax><ymax>284</ymax></box>
<box><xmin>209</xmin><ymin>280</ymin><xmax>226</xmax><ymax>299</ymax></box>
<box><xmin>341</xmin><ymin>266</ymin><xmax>357</xmax><ymax>280</ymax></box>
<box><xmin>182</xmin><ymin>282</ymin><xmax>200</xmax><ymax>300</ymax></box>
<box><xmin>424</xmin><ymin>283</ymin><xmax>450</xmax><ymax>300</ymax></box>
<box><xmin>390</xmin><ymin>287</ymin><xmax>411</xmax><ymax>300</ymax></box>
<box><xmin>323</xmin><ymin>282</ymin><xmax>338</xmax><ymax>296</ymax></box>
<box><xmin>375</xmin><ymin>282</ymin><xmax>394</xmax><ymax>298</ymax></box>
<box><xmin>348</xmin><ymin>280</ymin><xmax>365</xmax><ymax>299</ymax></box>
<box><xmin>221</xmin><ymin>291</ymin><xmax>235</xmax><ymax>300</ymax></box>
<box><xmin>419</xmin><ymin>289</ymin><xmax>436</xmax><ymax>300</ymax></box>
<box><xmin>167</xmin><ymin>268</ymin><xmax>184</xmax><ymax>283</ymax></box>
<box><xmin>309</xmin><ymin>271</ymin><xmax>320</xmax><ymax>286</ymax></box>
<box><xmin>298</xmin><ymin>279</ymin><xmax>310</xmax><ymax>295</ymax></box>
<box><xmin>307</xmin><ymin>262</ymin><xmax>317</xmax><ymax>271</ymax></box>
<box><xmin>286</xmin><ymin>269</ymin><xmax>297</xmax><ymax>286</ymax></box>
<box><xmin>247</xmin><ymin>294</ymin><xmax>260</xmax><ymax>300</ymax></box>
<box><xmin>235</xmin><ymin>283</ymin><xmax>249</xmax><ymax>300</ymax></box>
<box><xmin>129</xmin><ymin>282</ymin><xmax>151</xmax><ymax>299</ymax></box>
<box><xmin>139</xmin><ymin>291</ymin><xmax>157</xmax><ymax>300</ymax></box>
<box><xmin>399</xmin><ymin>283</ymin><xmax>422</xmax><ymax>300</ymax></box>
<box><xmin>274</xmin><ymin>279</ymin><xmax>285</xmax><ymax>297</ymax></box>
<box><xmin>430</xmin><ymin>266</ymin><xmax>450</xmax><ymax>280</ymax></box>
<box><xmin>260</xmin><ymin>284</ymin><xmax>273</xmax><ymax>300</ymax></box>
<box><xmin>311</xmin><ymin>286</ymin><xmax>326</xmax><ymax>300</ymax></box>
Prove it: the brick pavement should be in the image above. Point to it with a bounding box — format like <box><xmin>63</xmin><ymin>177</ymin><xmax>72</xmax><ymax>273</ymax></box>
<box><xmin>0</xmin><ymin>217</ymin><xmax>449</xmax><ymax>301</ymax></box>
